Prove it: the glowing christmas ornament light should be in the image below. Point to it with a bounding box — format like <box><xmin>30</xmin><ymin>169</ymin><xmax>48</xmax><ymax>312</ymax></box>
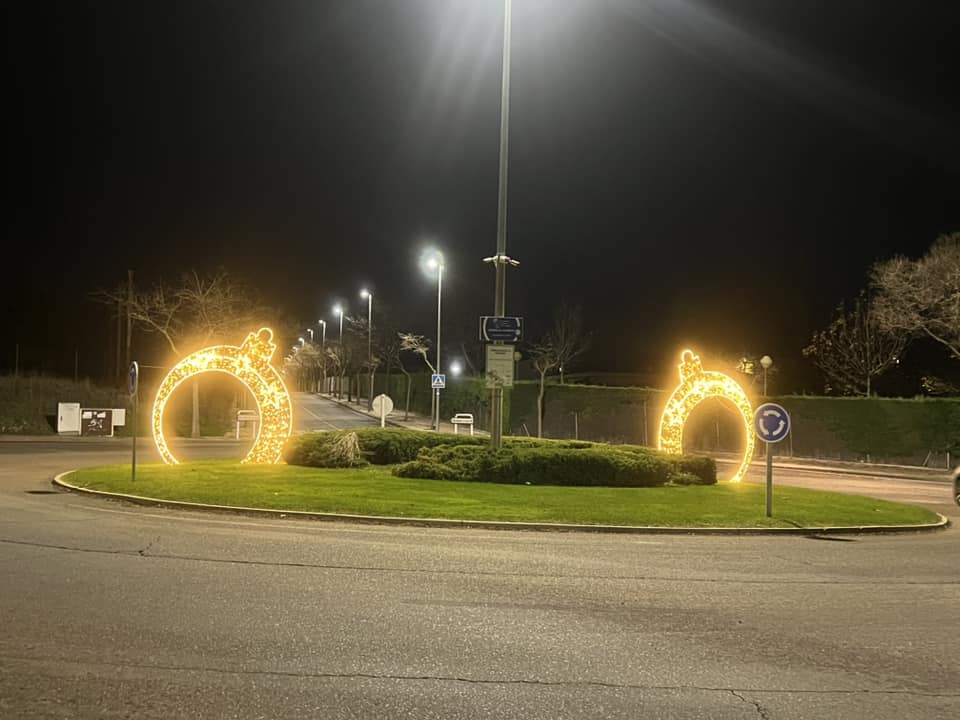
<box><xmin>151</xmin><ymin>328</ymin><xmax>293</xmax><ymax>465</ymax></box>
<box><xmin>657</xmin><ymin>349</ymin><xmax>755</xmax><ymax>483</ymax></box>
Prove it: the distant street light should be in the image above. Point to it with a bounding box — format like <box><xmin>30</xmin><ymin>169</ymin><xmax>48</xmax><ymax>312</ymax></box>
<box><xmin>333</xmin><ymin>305</ymin><xmax>344</xmax><ymax>341</ymax></box>
<box><xmin>298</xmin><ymin>337</ymin><xmax>305</xmax><ymax>348</ymax></box>
<box><xmin>306</xmin><ymin>328</ymin><xmax>314</xmax><ymax>342</ymax></box>
<box><xmin>359</xmin><ymin>290</ymin><xmax>373</xmax><ymax>360</ymax></box>
<box><xmin>760</xmin><ymin>355</ymin><xmax>773</xmax><ymax>396</ymax></box>
<box><xmin>424</xmin><ymin>252</ymin><xmax>445</xmax><ymax>431</ymax></box>
<box><xmin>318</xmin><ymin>319</ymin><xmax>326</xmax><ymax>348</ymax></box>
<box><xmin>449</xmin><ymin>360</ymin><xmax>462</xmax><ymax>377</ymax></box>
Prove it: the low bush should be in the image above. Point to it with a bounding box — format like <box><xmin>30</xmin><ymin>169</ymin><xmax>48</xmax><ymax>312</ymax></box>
<box><xmin>668</xmin><ymin>472</ymin><xmax>706</xmax><ymax>486</ymax></box>
<box><xmin>394</xmin><ymin>444</ymin><xmax>676</xmax><ymax>488</ymax></box>
<box><xmin>286</xmin><ymin>428</ymin><xmax>717</xmax><ymax>486</ymax></box>
<box><xmin>670</xmin><ymin>455</ymin><xmax>717</xmax><ymax>485</ymax></box>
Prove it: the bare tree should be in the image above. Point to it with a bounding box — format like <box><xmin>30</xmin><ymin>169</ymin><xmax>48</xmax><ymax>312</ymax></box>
<box><xmin>551</xmin><ymin>302</ymin><xmax>590</xmax><ymax>384</ymax></box>
<box><xmin>803</xmin><ymin>294</ymin><xmax>906</xmax><ymax>396</ymax></box>
<box><xmin>528</xmin><ymin>337</ymin><xmax>560</xmax><ymax>438</ymax></box>
<box><xmin>93</xmin><ymin>268</ymin><xmax>265</xmax><ymax>437</ymax></box>
<box><xmin>399</xmin><ymin>333</ymin><xmax>436</xmax><ymax>420</ymax></box>
<box><xmin>871</xmin><ymin>232</ymin><xmax>960</xmax><ymax>361</ymax></box>
<box><xmin>382</xmin><ymin>334</ymin><xmax>412</xmax><ymax>420</ymax></box>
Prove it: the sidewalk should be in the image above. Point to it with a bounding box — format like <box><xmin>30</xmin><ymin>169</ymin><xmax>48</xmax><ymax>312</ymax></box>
<box><xmin>320</xmin><ymin>393</ymin><xmax>489</xmax><ymax>437</ymax></box>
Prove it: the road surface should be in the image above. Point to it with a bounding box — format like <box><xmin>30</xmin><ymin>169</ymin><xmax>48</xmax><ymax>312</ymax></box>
<box><xmin>1</xmin><ymin>394</ymin><xmax>957</xmax><ymax>718</ymax></box>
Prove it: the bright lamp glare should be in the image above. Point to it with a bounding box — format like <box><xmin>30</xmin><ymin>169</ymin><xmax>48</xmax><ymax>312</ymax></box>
<box><xmin>450</xmin><ymin>361</ymin><xmax>462</xmax><ymax>376</ymax></box>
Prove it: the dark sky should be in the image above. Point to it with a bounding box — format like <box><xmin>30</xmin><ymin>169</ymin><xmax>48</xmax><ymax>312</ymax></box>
<box><xmin>7</xmin><ymin>0</ymin><xmax>960</xmax><ymax>391</ymax></box>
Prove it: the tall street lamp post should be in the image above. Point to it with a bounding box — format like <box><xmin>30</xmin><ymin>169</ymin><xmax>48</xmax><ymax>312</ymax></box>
<box><xmin>427</xmin><ymin>253</ymin><xmax>444</xmax><ymax>431</ymax></box>
<box><xmin>760</xmin><ymin>355</ymin><xmax>773</xmax><ymax>396</ymax></box>
<box><xmin>333</xmin><ymin>306</ymin><xmax>344</xmax><ymax>341</ymax></box>
<box><xmin>484</xmin><ymin>0</ymin><xmax>518</xmax><ymax>449</ymax></box>
<box><xmin>360</xmin><ymin>289</ymin><xmax>373</xmax><ymax>407</ymax></box>
<box><xmin>318</xmin><ymin>319</ymin><xmax>327</xmax><ymax>393</ymax></box>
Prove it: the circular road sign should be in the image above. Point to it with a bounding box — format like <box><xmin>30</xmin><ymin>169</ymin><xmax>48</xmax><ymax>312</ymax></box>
<box><xmin>754</xmin><ymin>403</ymin><xmax>791</xmax><ymax>443</ymax></box>
<box><xmin>372</xmin><ymin>394</ymin><xmax>394</xmax><ymax>417</ymax></box>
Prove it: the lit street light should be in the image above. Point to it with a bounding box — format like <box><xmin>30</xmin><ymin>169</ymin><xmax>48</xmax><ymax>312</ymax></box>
<box><xmin>360</xmin><ymin>289</ymin><xmax>373</xmax><ymax>407</ymax></box>
<box><xmin>333</xmin><ymin>305</ymin><xmax>344</xmax><ymax>341</ymax></box>
<box><xmin>298</xmin><ymin>337</ymin><xmax>305</xmax><ymax>348</ymax></box>
<box><xmin>449</xmin><ymin>360</ymin><xmax>462</xmax><ymax>377</ymax></box>
<box><xmin>359</xmin><ymin>289</ymin><xmax>373</xmax><ymax>360</ymax></box>
<box><xmin>306</xmin><ymin>328</ymin><xmax>314</xmax><ymax>342</ymax></box>
<box><xmin>760</xmin><ymin>355</ymin><xmax>773</xmax><ymax>396</ymax></box>
<box><xmin>318</xmin><ymin>319</ymin><xmax>326</xmax><ymax>348</ymax></box>
<box><xmin>424</xmin><ymin>252</ymin><xmax>444</xmax><ymax>431</ymax></box>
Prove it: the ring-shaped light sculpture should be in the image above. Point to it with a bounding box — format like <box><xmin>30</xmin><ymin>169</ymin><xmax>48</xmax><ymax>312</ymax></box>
<box><xmin>657</xmin><ymin>349</ymin><xmax>755</xmax><ymax>483</ymax></box>
<box><xmin>152</xmin><ymin>328</ymin><xmax>293</xmax><ymax>465</ymax></box>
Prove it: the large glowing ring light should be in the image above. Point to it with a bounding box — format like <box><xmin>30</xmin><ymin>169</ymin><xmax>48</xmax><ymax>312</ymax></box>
<box><xmin>152</xmin><ymin>328</ymin><xmax>293</xmax><ymax>465</ymax></box>
<box><xmin>657</xmin><ymin>349</ymin><xmax>755</xmax><ymax>483</ymax></box>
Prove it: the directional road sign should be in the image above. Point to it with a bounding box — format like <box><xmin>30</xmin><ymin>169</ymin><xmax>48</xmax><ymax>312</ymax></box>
<box><xmin>431</xmin><ymin>373</ymin><xmax>446</xmax><ymax>389</ymax></box>
<box><xmin>480</xmin><ymin>316</ymin><xmax>523</xmax><ymax>342</ymax></box>
<box><xmin>754</xmin><ymin>403</ymin><xmax>791</xmax><ymax>443</ymax></box>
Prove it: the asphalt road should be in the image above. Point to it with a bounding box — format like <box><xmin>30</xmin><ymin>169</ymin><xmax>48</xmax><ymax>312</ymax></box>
<box><xmin>1</xmin><ymin>396</ymin><xmax>957</xmax><ymax>718</ymax></box>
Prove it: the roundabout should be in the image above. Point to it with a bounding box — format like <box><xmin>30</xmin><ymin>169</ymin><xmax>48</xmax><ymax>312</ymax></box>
<box><xmin>1</xmin><ymin>399</ymin><xmax>957</xmax><ymax>720</ymax></box>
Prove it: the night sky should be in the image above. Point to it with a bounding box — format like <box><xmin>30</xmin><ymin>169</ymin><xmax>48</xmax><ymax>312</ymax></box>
<box><xmin>7</xmin><ymin>0</ymin><xmax>959</xmax><ymax>392</ymax></box>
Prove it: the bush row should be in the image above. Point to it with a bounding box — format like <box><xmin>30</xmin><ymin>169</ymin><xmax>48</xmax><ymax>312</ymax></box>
<box><xmin>284</xmin><ymin>428</ymin><xmax>716</xmax><ymax>487</ymax></box>
<box><xmin>393</xmin><ymin>444</ymin><xmax>676</xmax><ymax>487</ymax></box>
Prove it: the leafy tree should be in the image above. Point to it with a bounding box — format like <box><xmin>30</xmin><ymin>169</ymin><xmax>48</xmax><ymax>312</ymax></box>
<box><xmin>871</xmin><ymin>232</ymin><xmax>960</xmax><ymax>361</ymax></box>
<box><xmin>803</xmin><ymin>294</ymin><xmax>906</xmax><ymax>396</ymax></box>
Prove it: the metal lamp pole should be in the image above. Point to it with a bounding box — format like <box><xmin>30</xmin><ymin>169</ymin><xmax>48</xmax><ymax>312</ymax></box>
<box><xmin>334</xmin><ymin>306</ymin><xmax>344</xmax><ymax>341</ymax></box>
<box><xmin>361</xmin><ymin>290</ymin><xmax>373</xmax><ymax>408</ymax></box>
<box><xmin>433</xmin><ymin>258</ymin><xmax>444</xmax><ymax>431</ymax></box>
<box><xmin>760</xmin><ymin>355</ymin><xmax>773</xmax><ymax>396</ymax></box>
<box><xmin>487</xmin><ymin>0</ymin><xmax>514</xmax><ymax>450</ymax></box>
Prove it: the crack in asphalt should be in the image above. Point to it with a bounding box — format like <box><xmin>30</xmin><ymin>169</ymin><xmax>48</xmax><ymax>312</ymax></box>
<box><xmin>3</xmin><ymin>652</ymin><xmax>957</xmax><ymax>700</ymax></box>
<box><xmin>730</xmin><ymin>690</ymin><xmax>771</xmax><ymax>719</ymax></box>
<box><xmin>1</xmin><ymin>536</ymin><xmax>958</xmax><ymax>585</ymax></box>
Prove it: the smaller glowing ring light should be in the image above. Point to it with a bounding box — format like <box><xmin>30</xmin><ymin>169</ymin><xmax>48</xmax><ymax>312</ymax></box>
<box><xmin>152</xmin><ymin>328</ymin><xmax>293</xmax><ymax>465</ymax></box>
<box><xmin>657</xmin><ymin>349</ymin><xmax>755</xmax><ymax>483</ymax></box>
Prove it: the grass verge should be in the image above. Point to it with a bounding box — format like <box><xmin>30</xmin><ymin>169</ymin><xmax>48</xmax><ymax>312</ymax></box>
<box><xmin>64</xmin><ymin>461</ymin><xmax>941</xmax><ymax>528</ymax></box>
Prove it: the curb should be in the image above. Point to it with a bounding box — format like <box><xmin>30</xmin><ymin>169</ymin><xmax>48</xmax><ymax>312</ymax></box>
<box><xmin>51</xmin><ymin>471</ymin><xmax>950</xmax><ymax>536</ymax></box>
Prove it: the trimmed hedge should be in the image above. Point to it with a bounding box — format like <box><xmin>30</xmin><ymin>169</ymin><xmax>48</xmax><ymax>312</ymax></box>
<box><xmin>393</xmin><ymin>444</ymin><xmax>676</xmax><ymax>488</ymax></box>
<box><xmin>285</xmin><ymin>428</ymin><xmax>717</xmax><ymax>486</ymax></box>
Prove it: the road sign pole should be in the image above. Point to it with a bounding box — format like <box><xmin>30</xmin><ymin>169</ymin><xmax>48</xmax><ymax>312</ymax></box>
<box><xmin>129</xmin><ymin>361</ymin><xmax>139</xmax><ymax>483</ymax></box>
<box><xmin>765</xmin><ymin>442</ymin><xmax>772</xmax><ymax>517</ymax></box>
<box><xmin>131</xmin><ymin>391</ymin><xmax>137</xmax><ymax>482</ymax></box>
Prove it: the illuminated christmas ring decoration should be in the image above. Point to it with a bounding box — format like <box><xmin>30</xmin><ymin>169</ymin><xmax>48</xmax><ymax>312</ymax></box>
<box><xmin>657</xmin><ymin>349</ymin><xmax>755</xmax><ymax>483</ymax></box>
<box><xmin>152</xmin><ymin>328</ymin><xmax>293</xmax><ymax>464</ymax></box>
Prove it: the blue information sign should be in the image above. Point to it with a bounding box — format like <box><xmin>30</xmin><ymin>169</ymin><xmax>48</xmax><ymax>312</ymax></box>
<box><xmin>754</xmin><ymin>403</ymin><xmax>791</xmax><ymax>443</ymax></box>
<box><xmin>431</xmin><ymin>373</ymin><xmax>446</xmax><ymax>389</ymax></box>
<box><xmin>480</xmin><ymin>316</ymin><xmax>523</xmax><ymax>342</ymax></box>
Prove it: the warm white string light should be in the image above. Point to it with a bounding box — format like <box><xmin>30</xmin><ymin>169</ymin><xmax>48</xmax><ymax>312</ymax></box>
<box><xmin>657</xmin><ymin>349</ymin><xmax>755</xmax><ymax>483</ymax></box>
<box><xmin>151</xmin><ymin>328</ymin><xmax>293</xmax><ymax>465</ymax></box>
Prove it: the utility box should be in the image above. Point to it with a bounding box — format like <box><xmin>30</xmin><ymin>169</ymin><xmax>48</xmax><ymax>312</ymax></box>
<box><xmin>80</xmin><ymin>409</ymin><xmax>114</xmax><ymax>437</ymax></box>
<box><xmin>57</xmin><ymin>403</ymin><xmax>81</xmax><ymax>434</ymax></box>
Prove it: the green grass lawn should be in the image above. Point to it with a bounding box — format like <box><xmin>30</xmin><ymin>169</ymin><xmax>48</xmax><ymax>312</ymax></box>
<box><xmin>64</xmin><ymin>461</ymin><xmax>941</xmax><ymax>529</ymax></box>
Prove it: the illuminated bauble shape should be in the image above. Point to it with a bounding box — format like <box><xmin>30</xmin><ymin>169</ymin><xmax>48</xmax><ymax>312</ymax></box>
<box><xmin>151</xmin><ymin>328</ymin><xmax>293</xmax><ymax>465</ymax></box>
<box><xmin>657</xmin><ymin>349</ymin><xmax>755</xmax><ymax>483</ymax></box>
